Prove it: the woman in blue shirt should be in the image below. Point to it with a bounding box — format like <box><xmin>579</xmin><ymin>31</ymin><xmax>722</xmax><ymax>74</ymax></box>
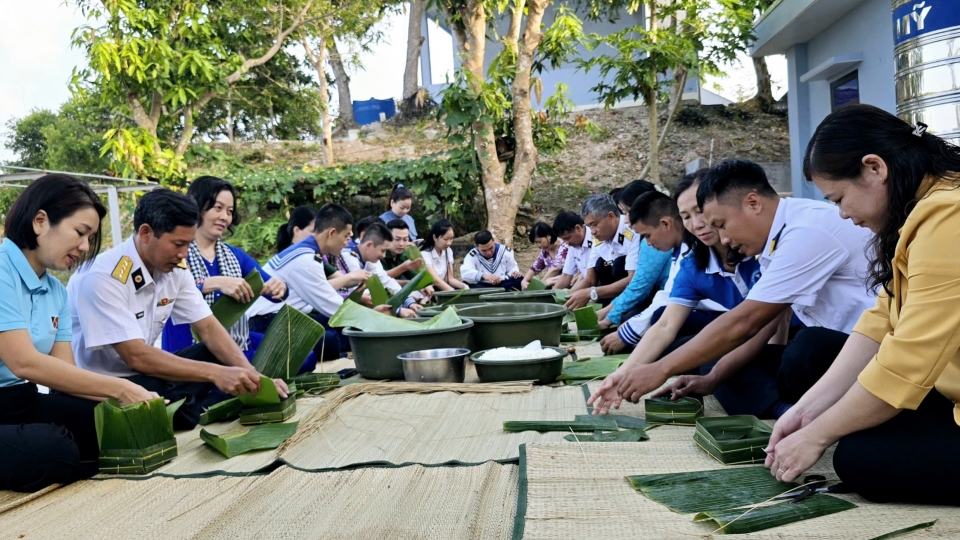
<box><xmin>379</xmin><ymin>184</ymin><xmax>418</xmax><ymax>241</ymax></box>
<box><xmin>162</xmin><ymin>176</ymin><xmax>287</xmax><ymax>361</ymax></box>
<box><xmin>0</xmin><ymin>174</ymin><xmax>157</xmax><ymax>492</ymax></box>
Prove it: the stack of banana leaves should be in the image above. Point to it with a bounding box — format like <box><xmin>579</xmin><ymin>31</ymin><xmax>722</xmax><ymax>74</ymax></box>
<box><xmin>95</xmin><ymin>397</ymin><xmax>184</xmax><ymax>474</ymax></box>
<box><xmin>561</xmin><ymin>305</ymin><xmax>618</xmax><ymax>342</ymax></box>
<box><xmin>503</xmin><ymin>414</ymin><xmax>651</xmax><ymax>442</ymax></box>
<box><xmin>200</xmin><ymin>422</ymin><xmax>300</xmax><ymax>459</ymax></box>
<box><xmin>693</xmin><ymin>416</ymin><xmax>773</xmax><ymax>465</ymax></box>
<box><xmin>627</xmin><ymin>467</ymin><xmax>856</xmax><ymax>534</ymax></box>
<box><xmin>238</xmin><ymin>376</ymin><xmax>298</xmax><ymax>425</ymax></box>
<box><xmin>329</xmin><ymin>299</ymin><xmax>463</xmax><ymax>332</ymax></box>
<box><xmin>645</xmin><ymin>396</ymin><xmax>704</xmax><ymax>425</ymax></box>
<box><xmin>557</xmin><ymin>354</ymin><xmax>629</xmax><ymax>383</ymax></box>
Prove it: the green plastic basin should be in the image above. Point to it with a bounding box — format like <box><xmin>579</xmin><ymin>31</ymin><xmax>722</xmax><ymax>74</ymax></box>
<box><xmin>343</xmin><ymin>318</ymin><xmax>475</xmax><ymax>380</ymax></box>
<box><xmin>455</xmin><ymin>303</ymin><xmax>566</xmax><ymax>350</ymax></box>
<box><xmin>431</xmin><ymin>288</ymin><xmax>504</xmax><ymax>306</ymax></box>
<box><xmin>417</xmin><ymin>303</ymin><xmax>488</xmax><ymax>318</ymax></box>
<box><xmin>470</xmin><ymin>346</ymin><xmax>569</xmax><ymax>384</ymax></box>
<box><xmin>480</xmin><ymin>291</ymin><xmax>558</xmax><ymax>304</ymax></box>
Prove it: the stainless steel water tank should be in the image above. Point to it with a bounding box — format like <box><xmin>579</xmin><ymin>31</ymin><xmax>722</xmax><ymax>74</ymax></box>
<box><xmin>894</xmin><ymin>0</ymin><xmax>960</xmax><ymax>144</ymax></box>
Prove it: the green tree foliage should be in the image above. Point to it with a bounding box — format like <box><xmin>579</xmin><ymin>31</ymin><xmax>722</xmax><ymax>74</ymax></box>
<box><xmin>4</xmin><ymin>109</ymin><xmax>57</xmax><ymax>169</ymax></box>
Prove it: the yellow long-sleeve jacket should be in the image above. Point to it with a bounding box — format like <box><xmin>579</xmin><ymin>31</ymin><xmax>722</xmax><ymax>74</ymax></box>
<box><xmin>854</xmin><ymin>179</ymin><xmax>960</xmax><ymax>425</ymax></box>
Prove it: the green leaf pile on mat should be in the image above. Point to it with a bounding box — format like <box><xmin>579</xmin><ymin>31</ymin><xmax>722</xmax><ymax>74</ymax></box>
<box><xmin>288</xmin><ymin>372</ymin><xmax>340</xmax><ymax>395</ymax></box>
<box><xmin>694</xmin><ymin>416</ymin><xmax>773</xmax><ymax>465</ymax></box>
<box><xmin>506</xmin><ymin>414</ymin><xmax>651</xmax><ymax>441</ymax></box>
<box><xmin>199</xmin><ymin>397</ymin><xmax>243</xmax><ymax>425</ymax></box>
<box><xmin>94</xmin><ymin>397</ymin><xmax>184</xmax><ymax>474</ymax></box>
<box><xmin>628</xmin><ymin>467</ymin><xmax>856</xmax><ymax>534</ymax></box>
<box><xmin>329</xmin><ymin>299</ymin><xmax>462</xmax><ymax>332</ymax></box>
<box><xmin>558</xmin><ymin>356</ymin><xmax>628</xmax><ymax>382</ymax></box>
<box><xmin>564</xmin><ymin>429</ymin><xmax>649</xmax><ymax>442</ymax></box>
<box><xmin>645</xmin><ymin>396</ymin><xmax>704</xmax><ymax>425</ymax></box>
<box><xmin>200</xmin><ymin>421</ymin><xmax>299</xmax><ymax>458</ymax></box>
<box><xmin>504</xmin><ymin>417</ymin><xmax>618</xmax><ymax>433</ymax></box>
<box><xmin>236</xmin><ymin>376</ymin><xmax>298</xmax><ymax>425</ymax></box>
<box><xmin>252</xmin><ymin>304</ymin><xmax>327</xmax><ymax>379</ymax></box>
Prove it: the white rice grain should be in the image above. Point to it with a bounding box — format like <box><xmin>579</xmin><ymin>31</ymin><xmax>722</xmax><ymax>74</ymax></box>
<box><xmin>478</xmin><ymin>347</ymin><xmax>558</xmax><ymax>361</ymax></box>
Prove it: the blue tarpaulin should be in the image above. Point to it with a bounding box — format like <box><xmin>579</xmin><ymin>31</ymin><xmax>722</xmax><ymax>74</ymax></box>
<box><xmin>353</xmin><ymin>98</ymin><xmax>397</xmax><ymax>125</ymax></box>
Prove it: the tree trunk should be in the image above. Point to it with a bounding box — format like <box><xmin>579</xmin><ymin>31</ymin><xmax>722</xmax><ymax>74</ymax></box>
<box><xmin>303</xmin><ymin>36</ymin><xmax>334</xmax><ymax>166</ymax></box>
<box><xmin>403</xmin><ymin>0</ymin><xmax>426</xmax><ymax>100</ymax></box>
<box><xmin>637</xmin><ymin>68</ymin><xmax>686</xmax><ymax>183</ymax></box>
<box><xmin>505</xmin><ymin>0</ymin><xmax>522</xmax><ymax>51</ymax></box>
<box><xmin>645</xmin><ymin>2</ymin><xmax>660</xmax><ymax>185</ymax></box>
<box><xmin>267</xmin><ymin>103</ymin><xmax>279</xmax><ymax>140</ymax></box>
<box><xmin>328</xmin><ymin>38</ymin><xmax>356</xmax><ymax>128</ymax></box>
<box><xmin>224</xmin><ymin>91</ymin><xmax>235</xmax><ymax>143</ymax></box>
<box><xmin>753</xmin><ymin>56</ymin><xmax>773</xmax><ymax>104</ymax></box>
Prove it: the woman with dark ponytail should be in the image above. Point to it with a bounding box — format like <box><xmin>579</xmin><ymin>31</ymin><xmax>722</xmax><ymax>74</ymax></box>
<box><xmin>765</xmin><ymin>104</ymin><xmax>960</xmax><ymax>505</ymax></box>
<box><xmin>380</xmin><ymin>185</ymin><xmax>418</xmax><ymax>240</ymax></box>
<box><xmin>276</xmin><ymin>206</ymin><xmax>318</xmax><ymax>252</ymax></box>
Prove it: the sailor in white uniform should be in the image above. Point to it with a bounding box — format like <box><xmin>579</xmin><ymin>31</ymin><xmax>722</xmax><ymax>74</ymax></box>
<box><xmin>459</xmin><ymin>230</ymin><xmax>523</xmax><ymax>290</ymax></box>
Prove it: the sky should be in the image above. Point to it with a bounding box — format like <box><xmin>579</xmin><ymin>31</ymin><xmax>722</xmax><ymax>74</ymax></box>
<box><xmin>0</xmin><ymin>1</ymin><xmax>786</xmax><ymax>163</ymax></box>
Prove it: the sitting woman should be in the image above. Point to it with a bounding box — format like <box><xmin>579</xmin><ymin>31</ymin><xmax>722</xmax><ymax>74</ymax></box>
<box><xmin>765</xmin><ymin>104</ymin><xmax>960</xmax><ymax>505</ymax></box>
<box><xmin>422</xmin><ymin>219</ymin><xmax>469</xmax><ymax>291</ymax></box>
<box><xmin>276</xmin><ymin>206</ymin><xmax>317</xmax><ymax>252</ymax></box>
<box><xmin>162</xmin><ymin>176</ymin><xmax>288</xmax><ymax>363</ymax></box>
<box><xmin>0</xmin><ymin>174</ymin><xmax>157</xmax><ymax>492</ymax></box>
<box><xmin>521</xmin><ymin>222</ymin><xmax>568</xmax><ymax>290</ymax></box>
<box><xmin>380</xmin><ymin>184</ymin><xmax>418</xmax><ymax>241</ymax></box>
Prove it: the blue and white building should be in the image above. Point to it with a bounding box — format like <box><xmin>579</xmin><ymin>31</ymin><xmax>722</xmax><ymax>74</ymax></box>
<box><xmin>753</xmin><ymin>0</ymin><xmax>960</xmax><ymax>198</ymax></box>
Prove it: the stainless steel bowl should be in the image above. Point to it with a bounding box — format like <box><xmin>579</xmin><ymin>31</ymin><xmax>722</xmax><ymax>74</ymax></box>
<box><xmin>398</xmin><ymin>348</ymin><xmax>470</xmax><ymax>383</ymax></box>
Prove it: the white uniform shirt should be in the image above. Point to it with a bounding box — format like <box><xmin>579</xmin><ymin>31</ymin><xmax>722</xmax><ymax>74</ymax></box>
<box><xmin>460</xmin><ymin>244</ymin><xmax>520</xmax><ymax>284</ymax></box>
<box><xmin>746</xmin><ymin>197</ymin><xmax>875</xmax><ymax>333</ymax></box>
<box><xmin>68</xmin><ymin>237</ymin><xmax>212</xmax><ymax>377</ymax></box>
<box><xmin>588</xmin><ymin>215</ymin><xmax>640</xmax><ymax>272</ymax></box>
<box><xmin>247</xmin><ymin>237</ymin><xmax>343</xmax><ymax>319</ymax></box>
<box><xmin>423</xmin><ymin>247</ymin><xmax>454</xmax><ymax>282</ymax></box>
<box><xmin>342</xmin><ymin>248</ymin><xmax>418</xmax><ymax>308</ymax></box>
<box><xmin>562</xmin><ymin>228</ymin><xmax>594</xmax><ymax>278</ymax></box>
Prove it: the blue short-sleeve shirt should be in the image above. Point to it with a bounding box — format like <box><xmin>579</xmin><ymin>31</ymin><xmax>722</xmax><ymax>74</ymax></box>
<box><xmin>668</xmin><ymin>249</ymin><xmax>763</xmax><ymax>310</ymax></box>
<box><xmin>0</xmin><ymin>239</ymin><xmax>72</xmax><ymax>387</ymax></box>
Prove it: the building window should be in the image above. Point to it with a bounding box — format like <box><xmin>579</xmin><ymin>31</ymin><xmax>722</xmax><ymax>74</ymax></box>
<box><xmin>831</xmin><ymin>71</ymin><xmax>860</xmax><ymax>111</ymax></box>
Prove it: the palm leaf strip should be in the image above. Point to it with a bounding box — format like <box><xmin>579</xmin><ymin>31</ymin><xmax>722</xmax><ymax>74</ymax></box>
<box><xmin>200</xmin><ymin>421</ymin><xmax>299</xmax><ymax>458</ymax></box>
<box><xmin>693</xmin><ymin>494</ymin><xmax>857</xmax><ymax>534</ymax></box>
<box><xmin>503</xmin><ymin>417</ymin><xmax>618</xmax><ymax>433</ymax></box>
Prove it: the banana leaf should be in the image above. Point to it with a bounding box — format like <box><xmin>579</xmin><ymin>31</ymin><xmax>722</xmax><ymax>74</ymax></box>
<box><xmin>387</xmin><ymin>268</ymin><xmax>434</xmax><ymax>311</ymax></box>
<box><xmin>403</xmin><ymin>244</ymin><xmax>423</xmax><ymax>262</ymax></box>
<box><xmin>553</xmin><ymin>289</ymin><xmax>570</xmax><ymax>304</ymax></box>
<box><xmin>438</xmin><ymin>288</ymin><xmax>467</xmax><ymax>306</ymax></box>
<box><xmin>693</xmin><ymin>495</ymin><xmax>856</xmax><ymax>534</ymax></box>
<box><xmin>251</xmin><ymin>304</ymin><xmax>326</xmax><ymax>379</ymax></box>
<box><xmin>237</xmin><ymin>376</ymin><xmax>281</xmax><ymax>407</ymax></box>
<box><xmin>200</xmin><ymin>421</ymin><xmax>299</xmax><ymax>458</ymax></box>
<box><xmin>868</xmin><ymin>520</ymin><xmax>939</xmax><ymax>540</ymax></box>
<box><xmin>421</xmin><ymin>307</ymin><xmax>462</xmax><ymax>329</ymax></box>
<box><xmin>330</xmin><ymin>299</ymin><xmax>461</xmax><ymax>332</ymax></box>
<box><xmin>288</xmin><ymin>372</ymin><xmax>340</xmax><ymax>395</ymax></box>
<box><xmin>347</xmin><ymin>284</ymin><xmax>366</xmax><ymax>304</ymax></box>
<box><xmin>573</xmin><ymin>306</ymin><xmax>600</xmax><ymax>331</ymax></box>
<box><xmin>564</xmin><ymin>428</ymin><xmax>649</xmax><ymax>442</ymax></box>
<box><xmin>559</xmin><ymin>358</ymin><xmax>626</xmax><ymax>381</ymax></box>
<box><xmin>627</xmin><ymin>467</ymin><xmax>798</xmax><ymax>514</ymax></box>
<box><xmin>210</xmin><ymin>269</ymin><xmax>264</xmax><ymax>330</ymax></box>
<box><xmin>527</xmin><ymin>278</ymin><xmax>548</xmax><ymax>291</ymax></box>
<box><xmin>94</xmin><ymin>398</ymin><xmax>184</xmax><ymax>474</ymax></box>
<box><xmin>694</xmin><ymin>416</ymin><xmax>773</xmax><ymax>465</ymax></box>
<box><xmin>576</xmin><ymin>414</ymin><xmax>650</xmax><ymax>431</ymax></box>
<box><xmin>645</xmin><ymin>396</ymin><xmax>704</xmax><ymax>425</ymax></box>
<box><xmin>198</xmin><ymin>397</ymin><xmax>243</xmax><ymax>425</ymax></box>
<box><xmin>366</xmin><ymin>275</ymin><xmax>390</xmax><ymax>306</ymax></box>
<box><xmin>240</xmin><ymin>395</ymin><xmax>297</xmax><ymax>425</ymax></box>
<box><xmin>503</xmin><ymin>417</ymin><xmax>618</xmax><ymax>433</ymax></box>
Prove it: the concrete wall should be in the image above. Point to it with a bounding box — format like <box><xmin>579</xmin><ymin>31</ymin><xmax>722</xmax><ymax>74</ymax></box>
<box><xmin>784</xmin><ymin>0</ymin><xmax>896</xmax><ymax>199</ymax></box>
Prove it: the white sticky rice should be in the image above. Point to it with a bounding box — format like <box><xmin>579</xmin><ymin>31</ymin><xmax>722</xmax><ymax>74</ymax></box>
<box><xmin>478</xmin><ymin>347</ymin><xmax>558</xmax><ymax>361</ymax></box>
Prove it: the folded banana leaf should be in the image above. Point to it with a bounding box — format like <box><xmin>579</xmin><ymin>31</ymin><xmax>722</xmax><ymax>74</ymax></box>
<box><xmin>287</xmin><ymin>372</ymin><xmax>340</xmax><ymax>395</ymax></box>
<box><xmin>240</xmin><ymin>395</ymin><xmax>297</xmax><ymax>425</ymax></box>
<box><xmin>251</xmin><ymin>304</ymin><xmax>327</xmax><ymax>379</ymax></box>
<box><xmin>329</xmin><ymin>299</ymin><xmax>461</xmax><ymax>332</ymax></box>
<box><xmin>645</xmin><ymin>396</ymin><xmax>703</xmax><ymax>425</ymax></box>
<box><xmin>198</xmin><ymin>397</ymin><xmax>243</xmax><ymax>425</ymax></box>
<box><xmin>237</xmin><ymin>376</ymin><xmax>281</xmax><ymax>407</ymax></box>
<box><xmin>575</xmin><ymin>414</ymin><xmax>650</xmax><ymax>431</ymax></box>
<box><xmin>347</xmin><ymin>283</ymin><xmax>366</xmax><ymax>304</ymax></box>
<box><xmin>210</xmin><ymin>269</ymin><xmax>264</xmax><ymax>330</ymax></box>
<box><xmin>694</xmin><ymin>416</ymin><xmax>773</xmax><ymax>465</ymax></box>
<box><xmin>564</xmin><ymin>428</ymin><xmax>649</xmax><ymax>442</ymax></box>
<box><xmin>95</xmin><ymin>397</ymin><xmax>184</xmax><ymax>474</ymax></box>
<box><xmin>403</xmin><ymin>244</ymin><xmax>423</xmax><ymax>262</ymax></box>
<box><xmin>503</xmin><ymin>417</ymin><xmax>618</xmax><ymax>433</ymax></box>
<box><xmin>573</xmin><ymin>306</ymin><xmax>600</xmax><ymax>331</ymax></box>
<box><xmin>366</xmin><ymin>275</ymin><xmax>390</xmax><ymax>306</ymax></box>
<box><xmin>387</xmin><ymin>268</ymin><xmax>434</xmax><ymax>311</ymax></box>
<box><xmin>527</xmin><ymin>278</ymin><xmax>548</xmax><ymax>291</ymax></box>
<box><xmin>559</xmin><ymin>358</ymin><xmax>626</xmax><ymax>381</ymax></box>
<box><xmin>200</xmin><ymin>421</ymin><xmax>299</xmax><ymax>458</ymax></box>
<box><xmin>553</xmin><ymin>290</ymin><xmax>570</xmax><ymax>304</ymax></box>
<box><xmin>627</xmin><ymin>467</ymin><xmax>797</xmax><ymax>514</ymax></box>
<box><xmin>693</xmin><ymin>494</ymin><xmax>856</xmax><ymax>534</ymax></box>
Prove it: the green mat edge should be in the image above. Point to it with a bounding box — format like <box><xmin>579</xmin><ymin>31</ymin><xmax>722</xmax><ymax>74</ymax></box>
<box><xmin>512</xmin><ymin>443</ymin><xmax>528</xmax><ymax>540</ymax></box>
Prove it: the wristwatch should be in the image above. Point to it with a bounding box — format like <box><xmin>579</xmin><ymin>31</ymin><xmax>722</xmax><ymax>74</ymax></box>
<box><xmin>589</xmin><ymin>287</ymin><xmax>598</xmax><ymax>302</ymax></box>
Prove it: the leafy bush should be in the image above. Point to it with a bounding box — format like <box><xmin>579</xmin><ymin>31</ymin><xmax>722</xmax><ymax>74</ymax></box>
<box><xmin>676</xmin><ymin>105</ymin><xmax>710</xmax><ymax>127</ymax></box>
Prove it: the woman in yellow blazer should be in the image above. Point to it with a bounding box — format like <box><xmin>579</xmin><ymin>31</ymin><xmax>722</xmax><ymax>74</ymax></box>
<box><xmin>765</xmin><ymin>104</ymin><xmax>960</xmax><ymax>505</ymax></box>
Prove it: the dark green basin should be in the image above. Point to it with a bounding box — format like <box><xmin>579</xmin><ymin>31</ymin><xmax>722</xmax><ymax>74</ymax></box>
<box><xmin>480</xmin><ymin>291</ymin><xmax>558</xmax><ymax>304</ymax></box>
<box><xmin>431</xmin><ymin>288</ymin><xmax>504</xmax><ymax>306</ymax></box>
<box><xmin>417</xmin><ymin>303</ymin><xmax>488</xmax><ymax>318</ymax></box>
<box><xmin>470</xmin><ymin>346</ymin><xmax>569</xmax><ymax>384</ymax></box>
<box><xmin>456</xmin><ymin>303</ymin><xmax>566</xmax><ymax>350</ymax></box>
<box><xmin>343</xmin><ymin>318</ymin><xmax>475</xmax><ymax>380</ymax></box>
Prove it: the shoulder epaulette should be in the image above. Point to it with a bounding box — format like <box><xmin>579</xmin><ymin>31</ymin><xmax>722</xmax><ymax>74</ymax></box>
<box><xmin>111</xmin><ymin>256</ymin><xmax>133</xmax><ymax>284</ymax></box>
<box><xmin>468</xmin><ymin>249</ymin><xmax>477</xmax><ymax>257</ymax></box>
